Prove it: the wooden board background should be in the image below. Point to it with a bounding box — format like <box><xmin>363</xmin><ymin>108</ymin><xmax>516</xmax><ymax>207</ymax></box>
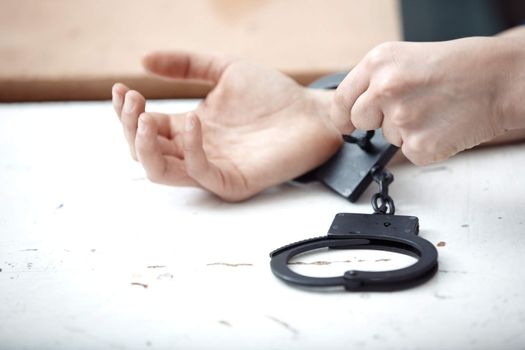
<box><xmin>0</xmin><ymin>0</ymin><xmax>401</xmax><ymax>101</ymax></box>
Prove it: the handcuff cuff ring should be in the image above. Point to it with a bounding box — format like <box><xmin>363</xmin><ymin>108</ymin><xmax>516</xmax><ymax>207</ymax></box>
<box><xmin>270</xmin><ymin>213</ymin><xmax>438</xmax><ymax>291</ymax></box>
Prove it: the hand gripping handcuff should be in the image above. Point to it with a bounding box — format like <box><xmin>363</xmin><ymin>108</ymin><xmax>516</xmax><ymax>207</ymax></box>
<box><xmin>269</xmin><ymin>73</ymin><xmax>438</xmax><ymax>291</ymax></box>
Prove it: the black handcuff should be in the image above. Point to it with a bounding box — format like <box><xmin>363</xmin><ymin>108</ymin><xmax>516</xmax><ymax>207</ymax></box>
<box><xmin>269</xmin><ymin>73</ymin><xmax>438</xmax><ymax>292</ymax></box>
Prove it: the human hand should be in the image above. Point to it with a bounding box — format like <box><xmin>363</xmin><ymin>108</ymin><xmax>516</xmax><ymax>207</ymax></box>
<box><xmin>112</xmin><ymin>51</ymin><xmax>342</xmax><ymax>201</ymax></box>
<box><xmin>331</xmin><ymin>37</ymin><xmax>525</xmax><ymax>165</ymax></box>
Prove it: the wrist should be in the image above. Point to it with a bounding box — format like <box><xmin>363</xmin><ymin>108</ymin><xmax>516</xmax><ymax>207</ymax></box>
<box><xmin>305</xmin><ymin>85</ymin><xmax>353</xmax><ymax>136</ymax></box>
<box><xmin>304</xmin><ymin>88</ymin><xmax>344</xmax><ymax>134</ymax></box>
<box><xmin>494</xmin><ymin>37</ymin><xmax>525</xmax><ymax>131</ymax></box>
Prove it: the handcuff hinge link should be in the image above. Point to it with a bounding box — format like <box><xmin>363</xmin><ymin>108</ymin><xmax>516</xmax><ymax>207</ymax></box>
<box><xmin>371</xmin><ymin>166</ymin><xmax>395</xmax><ymax>215</ymax></box>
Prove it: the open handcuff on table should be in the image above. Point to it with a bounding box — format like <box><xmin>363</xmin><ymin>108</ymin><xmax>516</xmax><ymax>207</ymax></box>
<box><xmin>269</xmin><ymin>73</ymin><xmax>439</xmax><ymax>291</ymax></box>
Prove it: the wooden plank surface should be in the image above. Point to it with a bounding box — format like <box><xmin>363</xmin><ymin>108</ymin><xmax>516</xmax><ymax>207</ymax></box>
<box><xmin>0</xmin><ymin>0</ymin><xmax>401</xmax><ymax>101</ymax></box>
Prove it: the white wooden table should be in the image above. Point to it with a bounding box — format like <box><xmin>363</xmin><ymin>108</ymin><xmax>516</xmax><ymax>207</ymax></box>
<box><xmin>1</xmin><ymin>100</ymin><xmax>524</xmax><ymax>350</ymax></box>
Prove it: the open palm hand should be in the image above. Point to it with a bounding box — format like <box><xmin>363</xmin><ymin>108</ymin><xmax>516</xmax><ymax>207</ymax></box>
<box><xmin>112</xmin><ymin>51</ymin><xmax>342</xmax><ymax>201</ymax></box>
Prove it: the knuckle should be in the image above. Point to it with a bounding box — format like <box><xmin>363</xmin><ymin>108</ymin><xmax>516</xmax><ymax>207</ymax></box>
<box><xmin>389</xmin><ymin>103</ymin><xmax>412</xmax><ymax>127</ymax></box>
<box><xmin>404</xmin><ymin>134</ymin><xmax>442</xmax><ymax>165</ymax></box>
<box><xmin>365</xmin><ymin>42</ymin><xmax>392</xmax><ymax>68</ymax></box>
<box><xmin>374</xmin><ymin>71</ymin><xmax>404</xmax><ymax>97</ymax></box>
<box><xmin>365</xmin><ymin>41</ymin><xmax>401</xmax><ymax>68</ymax></box>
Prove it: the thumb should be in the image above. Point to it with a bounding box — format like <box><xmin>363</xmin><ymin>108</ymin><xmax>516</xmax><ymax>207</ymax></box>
<box><xmin>182</xmin><ymin>112</ymin><xmax>231</xmax><ymax>198</ymax></box>
<box><xmin>330</xmin><ymin>64</ymin><xmax>370</xmax><ymax>135</ymax></box>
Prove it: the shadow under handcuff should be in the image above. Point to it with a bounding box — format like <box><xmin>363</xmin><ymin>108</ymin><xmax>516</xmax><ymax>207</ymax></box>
<box><xmin>269</xmin><ymin>73</ymin><xmax>438</xmax><ymax>292</ymax></box>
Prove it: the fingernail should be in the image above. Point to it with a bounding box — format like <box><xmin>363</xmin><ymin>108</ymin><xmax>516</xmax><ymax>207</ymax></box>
<box><xmin>138</xmin><ymin>117</ymin><xmax>147</xmax><ymax>134</ymax></box>
<box><xmin>185</xmin><ymin>113</ymin><xmax>196</xmax><ymax>131</ymax></box>
<box><xmin>123</xmin><ymin>95</ymin><xmax>134</xmax><ymax>113</ymax></box>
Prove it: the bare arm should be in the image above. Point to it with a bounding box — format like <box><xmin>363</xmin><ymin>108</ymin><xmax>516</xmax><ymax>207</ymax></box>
<box><xmin>486</xmin><ymin>25</ymin><xmax>525</xmax><ymax>146</ymax></box>
<box><xmin>497</xmin><ymin>25</ymin><xmax>525</xmax><ymax>38</ymax></box>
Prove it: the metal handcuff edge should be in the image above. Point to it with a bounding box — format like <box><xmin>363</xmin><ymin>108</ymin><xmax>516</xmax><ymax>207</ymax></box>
<box><xmin>344</xmin><ymin>263</ymin><xmax>439</xmax><ymax>291</ymax></box>
<box><xmin>269</xmin><ymin>235</ymin><xmax>328</xmax><ymax>258</ymax></box>
<box><xmin>270</xmin><ymin>235</ymin><xmax>438</xmax><ymax>290</ymax></box>
<box><xmin>271</xmin><ymin>235</ymin><xmax>436</xmax><ymax>266</ymax></box>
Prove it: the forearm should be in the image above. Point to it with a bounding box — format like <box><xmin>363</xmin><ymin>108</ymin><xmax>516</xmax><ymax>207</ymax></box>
<box><xmin>478</xmin><ymin>26</ymin><xmax>525</xmax><ymax>146</ymax></box>
<box><xmin>486</xmin><ymin>27</ymin><xmax>525</xmax><ymax>148</ymax></box>
<box><xmin>497</xmin><ymin>25</ymin><xmax>525</xmax><ymax>38</ymax></box>
<box><xmin>494</xmin><ymin>43</ymin><xmax>525</xmax><ymax>132</ymax></box>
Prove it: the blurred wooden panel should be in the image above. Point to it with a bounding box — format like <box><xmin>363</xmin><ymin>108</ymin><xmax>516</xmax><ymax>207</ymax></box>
<box><xmin>0</xmin><ymin>0</ymin><xmax>400</xmax><ymax>101</ymax></box>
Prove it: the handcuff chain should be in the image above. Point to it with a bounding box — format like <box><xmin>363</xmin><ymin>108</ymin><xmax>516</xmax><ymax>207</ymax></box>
<box><xmin>371</xmin><ymin>166</ymin><xmax>395</xmax><ymax>215</ymax></box>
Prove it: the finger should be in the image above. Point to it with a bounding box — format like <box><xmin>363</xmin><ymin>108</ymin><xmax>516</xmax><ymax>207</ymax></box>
<box><xmin>158</xmin><ymin>136</ymin><xmax>184</xmax><ymax>159</ymax></box>
<box><xmin>380</xmin><ymin>115</ymin><xmax>403</xmax><ymax>147</ymax></box>
<box><xmin>121</xmin><ymin>90</ymin><xmax>146</xmax><ymax>160</ymax></box>
<box><xmin>112</xmin><ymin>83</ymin><xmax>129</xmax><ymax>117</ymax></box>
<box><xmin>146</xmin><ymin>112</ymin><xmax>185</xmax><ymax>139</ymax></box>
<box><xmin>146</xmin><ymin>112</ymin><xmax>185</xmax><ymax>158</ymax></box>
<box><xmin>350</xmin><ymin>90</ymin><xmax>384</xmax><ymax>131</ymax></box>
<box><xmin>142</xmin><ymin>51</ymin><xmax>234</xmax><ymax>84</ymax></box>
<box><xmin>401</xmin><ymin>142</ymin><xmax>429</xmax><ymax>166</ymax></box>
<box><xmin>402</xmin><ymin>132</ymin><xmax>458</xmax><ymax>167</ymax></box>
<box><xmin>183</xmin><ymin>112</ymin><xmax>229</xmax><ymax>196</ymax></box>
<box><xmin>331</xmin><ymin>63</ymin><xmax>371</xmax><ymax>133</ymax></box>
<box><xmin>135</xmin><ymin>114</ymin><xmax>197</xmax><ymax>186</ymax></box>
<box><xmin>400</xmin><ymin>132</ymin><xmax>439</xmax><ymax>166</ymax></box>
